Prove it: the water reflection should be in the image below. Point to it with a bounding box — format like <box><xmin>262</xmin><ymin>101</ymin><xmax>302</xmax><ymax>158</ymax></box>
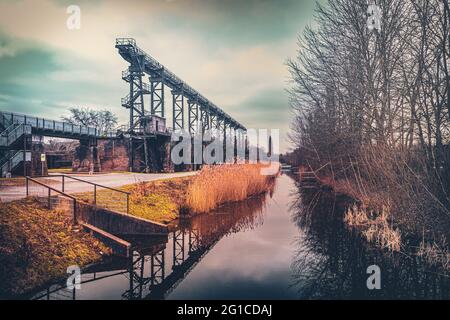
<box><xmin>31</xmin><ymin>192</ymin><xmax>269</xmax><ymax>300</ymax></box>
<box><xmin>290</xmin><ymin>177</ymin><xmax>450</xmax><ymax>299</ymax></box>
<box><xmin>29</xmin><ymin>174</ymin><xmax>450</xmax><ymax>300</ymax></box>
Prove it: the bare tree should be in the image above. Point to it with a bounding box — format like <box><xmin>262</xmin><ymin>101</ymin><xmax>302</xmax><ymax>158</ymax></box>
<box><xmin>62</xmin><ymin>107</ymin><xmax>118</xmax><ymax>133</ymax></box>
<box><xmin>288</xmin><ymin>0</ymin><xmax>450</xmax><ymax>241</ymax></box>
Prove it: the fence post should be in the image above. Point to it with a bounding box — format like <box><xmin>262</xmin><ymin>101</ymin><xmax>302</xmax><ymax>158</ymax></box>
<box><xmin>62</xmin><ymin>175</ymin><xmax>65</xmax><ymax>192</ymax></box>
<box><xmin>94</xmin><ymin>185</ymin><xmax>97</xmax><ymax>205</ymax></box>
<box><xmin>48</xmin><ymin>188</ymin><xmax>51</xmax><ymax>209</ymax></box>
<box><xmin>127</xmin><ymin>194</ymin><xmax>130</xmax><ymax>214</ymax></box>
<box><xmin>73</xmin><ymin>199</ymin><xmax>77</xmax><ymax>225</ymax></box>
<box><xmin>26</xmin><ymin>177</ymin><xmax>29</xmax><ymax>196</ymax></box>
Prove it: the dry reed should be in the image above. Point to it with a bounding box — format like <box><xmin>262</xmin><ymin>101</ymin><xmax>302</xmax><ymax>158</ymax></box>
<box><xmin>186</xmin><ymin>163</ymin><xmax>279</xmax><ymax>213</ymax></box>
<box><xmin>345</xmin><ymin>204</ymin><xmax>401</xmax><ymax>252</ymax></box>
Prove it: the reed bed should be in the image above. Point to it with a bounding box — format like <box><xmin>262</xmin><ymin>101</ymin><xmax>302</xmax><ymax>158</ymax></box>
<box><xmin>186</xmin><ymin>163</ymin><xmax>279</xmax><ymax>213</ymax></box>
<box><xmin>344</xmin><ymin>204</ymin><xmax>401</xmax><ymax>252</ymax></box>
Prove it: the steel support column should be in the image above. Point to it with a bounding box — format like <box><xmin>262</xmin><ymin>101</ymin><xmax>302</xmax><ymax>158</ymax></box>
<box><xmin>172</xmin><ymin>230</ymin><xmax>185</xmax><ymax>268</ymax></box>
<box><xmin>188</xmin><ymin>229</ymin><xmax>200</xmax><ymax>253</ymax></box>
<box><xmin>150</xmin><ymin>250</ymin><xmax>165</xmax><ymax>286</ymax></box>
<box><xmin>172</xmin><ymin>88</ymin><xmax>185</xmax><ymax>130</ymax></box>
<box><xmin>150</xmin><ymin>76</ymin><xmax>165</xmax><ymax>118</ymax></box>
<box><xmin>200</xmin><ymin>106</ymin><xmax>210</xmax><ymax>133</ymax></box>
<box><xmin>210</xmin><ymin>113</ymin><xmax>217</xmax><ymax>135</ymax></box>
<box><xmin>188</xmin><ymin>98</ymin><xmax>199</xmax><ymax>134</ymax></box>
<box><xmin>122</xmin><ymin>67</ymin><xmax>149</xmax><ymax>131</ymax></box>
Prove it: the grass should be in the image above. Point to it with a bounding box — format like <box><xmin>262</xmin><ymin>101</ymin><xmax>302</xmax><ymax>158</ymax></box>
<box><xmin>0</xmin><ymin>177</ymin><xmax>26</xmax><ymax>187</ymax></box>
<box><xmin>73</xmin><ymin>163</ymin><xmax>279</xmax><ymax>223</ymax></box>
<box><xmin>47</xmin><ymin>168</ymin><xmax>73</xmax><ymax>174</ymax></box>
<box><xmin>0</xmin><ymin>177</ymin><xmax>60</xmax><ymax>188</ymax></box>
<box><xmin>186</xmin><ymin>163</ymin><xmax>279</xmax><ymax>213</ymax></box>
<box><xmin>417</xmin><ymin>237</ymin><xmax>450</xmax><ymax>269</ymax></box>
<box><xmin>124</xmin><ymin>177</ymin><xmax>191</xmax><ymax>223</ymax></box>
<box><xmin>0</xmin><ymin>198</ymin><xmax>111</xmax><ymax>298</ymax></box>
<box><xmin>318</xmin><ymin>171</ymin><xmax>450</xmax><ymax>268</ymax></box>
<box><xmin>74</xmin><ymin>177</ymin><xmax>192</xmax><ymax>224</ymax></box>
<box><xmin>344</xmin><ymin>203</ymin><xmax>401</xmax><ymax>252</ymax></box>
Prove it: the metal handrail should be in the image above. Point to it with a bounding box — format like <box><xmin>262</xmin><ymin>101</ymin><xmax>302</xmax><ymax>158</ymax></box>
<box><xmin>26</xmin><ymin>176</ymin><xmax>78</xmax><ymax>224</ymax></box>
<box><xmin>0</xmin><ymin>111</ymin><xmax>100</xmax><ymax>137</ymax></box>
<box><xmin>0</xmin><ymin>123</ymin><xmax>18</xmax><ymax>137</ymax></box>
<box><xmin>48</xmin><ymin>174</ymin><xmax>130</xmax><ymax>214</ymax></box>
<box><xmin>0</xmin><ymin>123</ymin><xmax>31</xmax><ymax>147</ymax></box>
<box><xmin>59</xmin><ymin>174</ymin><xmax>130</xmax><ymax>195</ymax></box>
<box><xmin>1</xmin><ymin>150</ymin><xmax>31</xmax><ymax>177</ymax></box>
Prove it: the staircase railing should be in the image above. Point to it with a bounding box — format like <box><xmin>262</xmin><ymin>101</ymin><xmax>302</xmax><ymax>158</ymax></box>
<box><xmin>0</xmin><ymin>150</ymin><xmax>31</xmax><ymax>177</ymax></box>
<box><xmin>0</xmin><ymin>112</ymin><xmax>12</xmax><ymax>130</ymax></box>
<box><xmin>0</xmin><ymin>123</ymin><xmax>31</xmax><ymax>147</ymax></box>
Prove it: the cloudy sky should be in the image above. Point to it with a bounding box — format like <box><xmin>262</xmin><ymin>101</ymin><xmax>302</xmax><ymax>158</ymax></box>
<box><xmin>0</xmin><ymin>0</ymin><xmax>321</xmax><ymax>152</ymax></box>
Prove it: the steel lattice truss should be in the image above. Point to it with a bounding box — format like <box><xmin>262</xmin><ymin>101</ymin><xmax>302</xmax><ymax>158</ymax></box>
<box><xmin>116</xmin><ymin>38</ymin><xmax>246</xmax><ymax>133</ymax></box>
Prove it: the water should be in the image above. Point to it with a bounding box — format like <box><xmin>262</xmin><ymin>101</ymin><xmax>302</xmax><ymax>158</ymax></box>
<box><xmin>31</xmin><ymin>174</ymin><xmax>450</xmax><ymax>300</ymax></box>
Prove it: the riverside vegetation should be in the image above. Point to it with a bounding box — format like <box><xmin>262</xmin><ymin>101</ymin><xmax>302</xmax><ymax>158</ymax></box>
<box><xmin>0</xmin><ymin>163</ymin><xmax>278</xmax><ymax>297</ymax></box>
<box><xmin>286</xmin><ymin>0</ymin><xmax>449</xmax><ymax>268</ymax></box>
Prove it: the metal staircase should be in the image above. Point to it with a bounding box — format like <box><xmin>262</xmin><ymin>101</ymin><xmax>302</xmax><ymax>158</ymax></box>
<box><xmin>0</xmin><ymin>115</ymin><xmax>32</xmax><ymax>177</ymax></box>
<box><xmin>0</xmin><ymin>150</ymin><xmax>31</xmax><ymax>177</ymax></box>
<box><xmin>0</xmin><ymin>123</ymin><xmax>32</xmax><ymax>148</ymax></box>
<box><xmin>0</xmin><ymin>112</ymin><xmax>13</xmax><ymax>131</ymax></box>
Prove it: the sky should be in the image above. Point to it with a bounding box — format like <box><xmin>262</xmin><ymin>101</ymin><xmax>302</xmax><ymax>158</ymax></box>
<box><xmin>0</xmin><ymin>0</ymin><xmax>321</xmax><ymax>152</ymax></box>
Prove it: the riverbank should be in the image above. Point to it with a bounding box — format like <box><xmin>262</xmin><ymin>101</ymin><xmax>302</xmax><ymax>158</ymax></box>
<box><xmin>76</xmin><ymin>164</ymin><xmax>279</xmax><ymax>223</ymax></box>
<box><xmin>311</xmin><ymin>172</ymin><xmax>450</xmax><ymax>270</ymax></box>
<box><xmin>0</xmin><ymin>198</ymin><xmax>111</xmax><ymax>298</ymax></box>
<box><xmin>0</xmin><ymin>164</ymin><xmax>279</xmax><ymax>297</ymax></box>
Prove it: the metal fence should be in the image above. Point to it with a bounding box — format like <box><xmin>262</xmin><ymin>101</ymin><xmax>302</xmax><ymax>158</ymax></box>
<box><xmin>49</xmin><ymin>175</ymin><xmax>130</xmax><ymax>214</ymax></box>
<box><xmin>26</xmin><ymin>177</ymin><xmax>78</xmax><ymax>224</ymax></box>
<box><xmin>0</xmin><ymin>111</ymin><xmax>98</xmax><ymax>136</ymax></box>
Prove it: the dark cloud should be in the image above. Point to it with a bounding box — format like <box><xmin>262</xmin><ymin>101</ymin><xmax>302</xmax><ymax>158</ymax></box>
<box><xmin>156</xmin><ymin>0</ymin><xmax>318</xmax><ymax>47</ymax></box>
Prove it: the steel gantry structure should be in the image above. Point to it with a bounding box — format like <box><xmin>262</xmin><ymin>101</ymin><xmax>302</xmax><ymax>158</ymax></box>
<box><xmin>115</xmin><ymin>38</ymin><xmax>246</xmax><ymax>171</ymax></box>
<box><xmin>116</xmin><ymin>38</ymin><xmax>245</xmax><ymax>132</ymax></box>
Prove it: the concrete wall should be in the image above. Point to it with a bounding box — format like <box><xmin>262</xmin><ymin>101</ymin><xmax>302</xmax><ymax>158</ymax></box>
<box><xmin>77</xmin><ymin>203</ymin><xmax>168</xmax><ymax>236</ymax></box>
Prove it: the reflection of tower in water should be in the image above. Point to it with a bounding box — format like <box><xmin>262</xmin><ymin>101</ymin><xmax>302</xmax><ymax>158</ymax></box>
<box><xmin>32</xmin><ymin>182</ymin><xmax>274</xmax><ymax>300</ymax></box>
<box><xmin>124</xmin><ymin>190</ymin><xmax>271</xmax><ymax>300</ymax></box>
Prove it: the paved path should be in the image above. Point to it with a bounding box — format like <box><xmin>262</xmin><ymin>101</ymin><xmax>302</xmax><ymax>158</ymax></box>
<box><xmin>0</xmin><ymin>172</ymin><xmax>197</xmax><ymax>202</ymax></box>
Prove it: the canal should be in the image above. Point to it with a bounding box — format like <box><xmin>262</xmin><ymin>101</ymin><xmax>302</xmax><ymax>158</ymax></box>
<box><xmin>31</xmin><ymin>174</ymin><xmax>450</xmax><ymax>300</ymax></box>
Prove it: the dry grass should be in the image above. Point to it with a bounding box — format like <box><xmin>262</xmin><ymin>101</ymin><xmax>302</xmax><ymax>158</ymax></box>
<box><xmin>124</xmin><ymin>177</ymin><xmax>191</xmax><ymax>223</ymax></box>
<box><xmin>186</xmin><ymin>163</ymin><xmax>279</xmax><ymax>213</ymax></box>
<box><xmin>417</xmin><ymin>237</ymin><xmax>450</xmax><ymax>270</ymax></box>
<box><xmin>74</xmin><ymin>177</ymin><xmax>193</xmax><ymax>224</ymax></box>
<box><xmin>73</xmin><ymin>164</ymin><xmax>279</xmax><ymax>222</ymax></box>
<box><xmin>0</xmin><ymin>198</ymin><xmax>111</xmax><ymax>298</ymax></box>
<box><xmin>345</xmin><ymin>204</ymin><xmax>401</xmax><ymax>252</ymax></box>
